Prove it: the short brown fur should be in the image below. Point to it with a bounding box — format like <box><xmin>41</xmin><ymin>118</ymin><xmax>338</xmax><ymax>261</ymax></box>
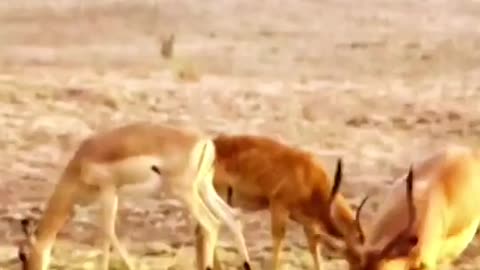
<box><xmin>196</xmin><ymin>134</ymin><xmax>357</xmax><ymax>270</ymax></box>
<box><xmin>17</xmin><ymin>122</ymin><xmax>251</xmax><ymax>270</ymax></box>
<box><xmin>330</xmin><ymin>146</ymin><xmax>480</xmax><ymax>270</ymax></box>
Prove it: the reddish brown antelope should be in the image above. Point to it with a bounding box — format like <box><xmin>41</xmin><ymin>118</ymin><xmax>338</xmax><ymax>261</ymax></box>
<box><xmin>16</xmin><ymin>122</ymin><xmax>252</xmax><ymax>270</ymax></box>
<box><xmin>195</xmin><ymin>134</ymin><xmax>359</xmax><ymax>270</ymax></box>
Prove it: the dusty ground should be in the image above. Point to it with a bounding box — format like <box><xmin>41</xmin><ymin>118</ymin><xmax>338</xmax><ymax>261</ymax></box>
<box><xmin>1</xmin><ymin>0</ymin><xmax>480</xmax><ymax>269</ymax></box>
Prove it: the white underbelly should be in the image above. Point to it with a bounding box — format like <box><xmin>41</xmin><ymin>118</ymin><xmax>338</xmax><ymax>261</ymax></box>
<box><xmin>118</xmin><ymin>174</ymin><xmax>163</xmax><ymax>199</ymax></box>
<box><xmin>111</xmin><ymin>155</ymin><xmax>166</xmax><ymax>198</ymax></box>
<box><xmin>74</xmin><ymin>171</ymin><xmax>164</xmax><ymax>220</ymax></box>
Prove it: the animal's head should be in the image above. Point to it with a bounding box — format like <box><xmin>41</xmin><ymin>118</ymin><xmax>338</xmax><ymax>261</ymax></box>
<box><xmin>17</xmin><ymin>218</ymin><xmax>39</xmax><ymax>270</ymax></box>
<box><xmin>329</xmin><ymin>166</ymin><xmax>417</xmax><ymax>270</ymax></box>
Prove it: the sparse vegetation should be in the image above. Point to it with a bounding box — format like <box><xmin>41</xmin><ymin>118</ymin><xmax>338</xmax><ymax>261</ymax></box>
<box><xmin>160</xmin><ymin>34</ymin><xmax>175</xmax><ymax>60</ymax></box>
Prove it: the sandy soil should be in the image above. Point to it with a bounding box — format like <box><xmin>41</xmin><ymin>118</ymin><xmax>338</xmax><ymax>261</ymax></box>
<box><xmin>1</xmin><ymin>0</ymin><xmax>480</xmax><ymax>269</ymax></box>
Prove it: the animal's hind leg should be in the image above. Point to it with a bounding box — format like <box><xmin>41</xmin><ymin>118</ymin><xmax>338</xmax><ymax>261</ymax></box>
<box><xmin>195</xmin><ymin>224</ymin><xmax>223</xmax><ymax>270</ymax></box>
<box><xmin>183</xmin><ymin>190</ymin><xmax>221</xmax><ymax>270</ymax></box>
<box><xmin>198</xmin><ymin>168</ymin><xmax>251</xmax><ymax>269</ymax></box>
<box><xmin>195</xmin><ymin>140</ymin><xmax>251</xmax><ymax>269</ymax></box>
<box><xmin>303</xmin><ymin>226</ymin><xmax>323</xmax><ymax>270</ymax></box>
<box><xmin>95</xmin><ymin>206</ymin><xmax>112</xmax><ymax>270</ymax></box>
<box><xmin>194</xmin><ymin>167</ymin><xmax>236</xmax><ymax>270</ymax></box>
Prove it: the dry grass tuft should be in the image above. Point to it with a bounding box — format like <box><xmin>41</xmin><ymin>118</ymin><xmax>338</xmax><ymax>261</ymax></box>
<box><xmin>160</xmin><ymin>34</ymin><xmax>175</xmax><ymax>60</ymax></box>
<box><xmin>170</xmin><ymin>57</ymin><xmax>201</xmax><ymax>83</ymax></box>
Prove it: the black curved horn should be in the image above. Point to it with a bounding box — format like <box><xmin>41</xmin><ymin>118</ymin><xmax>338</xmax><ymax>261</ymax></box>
<box><xmin>329</xmin><ymin>158</ymin><xmax>343</xmax><ymax>203</ymax></box>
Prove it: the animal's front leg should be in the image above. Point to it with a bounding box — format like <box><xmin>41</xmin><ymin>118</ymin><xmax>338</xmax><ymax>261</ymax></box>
<box><xmin>270</xmin><ymin>202</ymin><xmax>289</xmax><ymax>270</ymax></box>
<box><xmin>303</xmin><ymin>225</ymin><xmax>323</xmax><ymax>270</ymax></box>
<box><xmin>182</xmin><ymin>190</ymin><xmax>221</xmax><ymax>270</ymax></box>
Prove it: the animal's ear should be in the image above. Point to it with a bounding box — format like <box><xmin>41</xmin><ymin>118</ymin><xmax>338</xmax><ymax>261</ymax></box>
<box><xmin>18</xmin><ymin>246</ymin><xmax>27</xmax><ymax>262</ymax></box>
<box><xmin>404</xmin><ymin>165</ymin><xmax>415</xmax><ymax>232</ymax></box>
<box><xmin>20</xmin><ymin>218</ymin><xmax>36</xmax><ymax>238</ymax></box>
<box><xmin>21</xmin><ymin>219</ymin><xmax>31</xmax><ymax>236</ymax></box>
<box><xmin>377</xmin><ymin>165</ymin><xmax>416</xmax><ymax>259</ymax></box>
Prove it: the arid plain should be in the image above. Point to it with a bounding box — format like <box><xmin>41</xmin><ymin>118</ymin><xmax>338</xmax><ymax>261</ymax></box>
<box><xmin>1</xmin><ymin>1</ymin><xmax>480</xmax><ymax>269</ymax></box>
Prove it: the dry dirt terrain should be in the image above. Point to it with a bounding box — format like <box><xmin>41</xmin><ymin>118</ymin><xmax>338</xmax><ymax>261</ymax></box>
<box><xmin>1</xmin><ymin>0</ymin><xmax>480</xmax><ymax>269</ymax></box>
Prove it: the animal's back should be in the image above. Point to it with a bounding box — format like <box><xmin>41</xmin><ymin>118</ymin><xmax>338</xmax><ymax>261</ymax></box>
<box><xmin>61</xmin><ymin>122</ymin><xmax>206</xmax><ymax>187</ymax></box>
<box><xmin>73</xmin><ymin>122</ymin><xmax>202</xmax><ymax>162</ymax></box>
<box><xmin>214</xmin><ymin>134</ymin><xmax>286</xmax><ymax>160</ymax></box>
<box><xmin>213</xmin><ymin>134</ymin><xmax>332</xmax><ymax>204</ymax></box>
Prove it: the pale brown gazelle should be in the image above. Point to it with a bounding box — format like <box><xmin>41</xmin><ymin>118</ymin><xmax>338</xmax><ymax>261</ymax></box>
<box><xmin>328</xmin><ymin>145</ymin><xmax>480</xmax><ymax>270</ymax></box>
<box><xmin>16</xmin><ymin>122</ymin><xmax>252</xmax><ymax>270</ymax></box>
<box><xmin>195</xmin><ymin>134</ymin><xmax>360</xmax><ymax>270</ymax></box>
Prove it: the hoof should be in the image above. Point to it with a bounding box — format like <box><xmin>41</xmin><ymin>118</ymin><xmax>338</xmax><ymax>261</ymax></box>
<box><xmin>243</xmin><ymin>261</ymin><xmax>251</xmax><ymax>270</ymax></box>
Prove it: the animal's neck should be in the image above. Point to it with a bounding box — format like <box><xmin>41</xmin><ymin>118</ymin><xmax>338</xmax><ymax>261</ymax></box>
<box><xmin>329</xmin><ymin>195</ymin><xmax>356</xmax><ymax>237</ymax></box>
<box><xmin>310</xmin><ymin>188</ymin><xmax>349</xmax><ymax>237</ymax></box>
<box><xmin>35</xmin><ymin>180</ymin><xmax>77</xmax><ymax>247</ymax></box>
